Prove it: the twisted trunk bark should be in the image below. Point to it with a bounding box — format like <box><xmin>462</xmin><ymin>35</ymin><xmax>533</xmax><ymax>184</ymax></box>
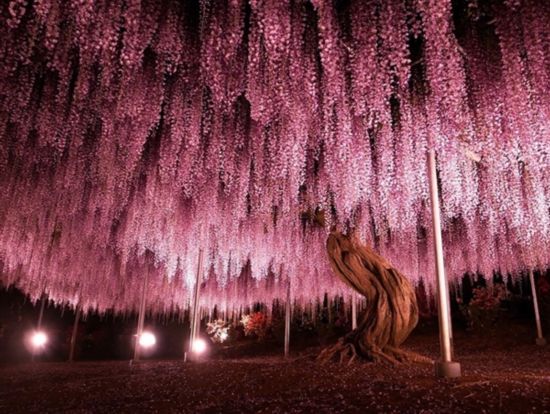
<box><xmin>318</xmin><ymin>232</ymin><xmax>431</xmax><ymax>365</ymax></box>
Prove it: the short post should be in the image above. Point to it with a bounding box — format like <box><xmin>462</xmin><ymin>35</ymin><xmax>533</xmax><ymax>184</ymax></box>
<box><xmin>284</xmin><ymin>281</ymin><xmax>291</xmax><ymax>358</ymax></box>
<box><xmin>529</xmin><ymin>270</ymin><xmax>547</xmax><ymax>346</ymax></box>
<box><xmin>133</xmin><ymin>271</ymin><xmax>149</xmax><ymax>361</ymax></box>
<box><xmin>187</xmin><ymin>249</ymin><xmax>204</xmax><ymax>361</ymax></box>
<box><xmin>428</xmin><ymin>149</ymin><xmax>461</xmax><ymax>378</ymax></box>
<box><xmin>68</xmin><ymin>304</ymin><xmax>81</xmax><ymax>362</ymax></box>
<box><xmin>351</xmin><ymin>293</ymin><xmax>358</xmax><ymax>330</ymax></box>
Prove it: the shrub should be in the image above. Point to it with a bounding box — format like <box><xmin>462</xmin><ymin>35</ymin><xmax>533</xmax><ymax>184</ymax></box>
<box><xmin>460</xmin><ymin>285</ymin><xmax>506</xmax><ymax>331</ymax></box>
<box><xmin>206</xmin><ymin>319</ymin><xmax>230</xmax><ymax>343</ymax></box>
<box><xmin>241</xmin><ymin>312</ymin><xmax>270</xmax><ymax>341</ymax></box>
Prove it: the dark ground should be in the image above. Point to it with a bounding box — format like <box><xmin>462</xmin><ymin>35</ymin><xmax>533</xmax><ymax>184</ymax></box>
<box><xmin>1</xmin><ymin>326</ymin><xmax>549</xmax><ymax>414</ymax></box>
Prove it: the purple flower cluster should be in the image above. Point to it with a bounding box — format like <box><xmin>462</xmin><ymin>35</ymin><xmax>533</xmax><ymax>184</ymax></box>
<box><xmin>0</xmin><ymin>0</ymin><xmax>548</xmax><ymax>313</ymax></box>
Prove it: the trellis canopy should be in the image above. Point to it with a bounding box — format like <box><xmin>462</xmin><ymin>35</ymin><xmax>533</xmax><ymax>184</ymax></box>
<box><xmin>0</xmin><ymin>0</ymin><xmax>549</xmax><ymax>312</ymax></box>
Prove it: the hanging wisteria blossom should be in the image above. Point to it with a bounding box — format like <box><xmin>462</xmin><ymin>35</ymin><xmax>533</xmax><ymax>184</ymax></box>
<box><xmin>0</xmin><ymin>0</ymin><xmax>549</xmax><ymax>314</ymax></box>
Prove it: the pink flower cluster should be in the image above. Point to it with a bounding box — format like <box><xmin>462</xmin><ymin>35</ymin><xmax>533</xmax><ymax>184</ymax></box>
<box><xmin>0</xmin><ymin>0</ymin><xmax>548</xmax><ymax>314</ymax></box>
<box><xmin>469</xmin><ymin>286</ymin><xmax>506</xmax><ymax>311</ymax></box>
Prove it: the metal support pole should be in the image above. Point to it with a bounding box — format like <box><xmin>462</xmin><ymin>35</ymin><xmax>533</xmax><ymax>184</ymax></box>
<box><xmin>284</xmin><ymin>281</ymin><xmax>291</xmax><ymax>358</ymax></box>
<box><xmin>529</xmin><ymin>270</ymin><xmax>547</xmax><ymax>346</ymax></box>
<box><xmin>69</xmin><ymin>305</ymin><xmax>81</xmax><ymax>362</ymax></box>
<box><xmin>188</xmin><ymin>249</ymin><xmax>204</xmax><ymax>359</ymax></box>
<box><xmin>351</xmin><ymin>293</ymin><xmax>358</xmax><ymax>330</ymax></box>
<box><xmin>133</xmin><ymin>271</ymin><xmax>149</xmax><ymax>361</ymax></box>
<box><xmin>37</xmin><ymin>295</ymin><xmax>46</xmax><ymax>329</ymax></box>
<box><xmin>32</xmin><ymin>295</ymin><xmax>47</xmax><ymax>362</ymax></box>
<box><xmin>428</xmin><ymin>149</ymin><xmax>461</xmax><ymax>378</ymax></box>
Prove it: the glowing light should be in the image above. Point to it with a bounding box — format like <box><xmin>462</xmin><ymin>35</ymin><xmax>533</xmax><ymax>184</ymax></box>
<box><xmin>138</xmin><ymin>331</ymin><xmax>156</xmax><ymax>348</ymax></box>
<box><xmin>219</xmin><ymin>331</ymin><xmax>228</xmax><ymax>342</ymax></box>
<box><xmin>31</xmin><ymin>331</ymin><xmax>48</xmax><ymax>348</ymax></box>
<box><xmin>192</xmin><ymin>338</ymin><xmax>207</xmax><ymax>354</ymax></box>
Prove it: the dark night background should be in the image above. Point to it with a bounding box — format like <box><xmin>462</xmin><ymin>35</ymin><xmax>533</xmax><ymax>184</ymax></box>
<box><xmin>1</xmin><ymin>270</ymin><xmax>547</xmax><ymax>364</ymax></box>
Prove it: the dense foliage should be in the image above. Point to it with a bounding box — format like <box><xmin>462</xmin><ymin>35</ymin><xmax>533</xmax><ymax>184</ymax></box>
<box><xmin>0</xmin><ymin>0</ymin><xmax>549</xmax><ymax>313</ymax></box>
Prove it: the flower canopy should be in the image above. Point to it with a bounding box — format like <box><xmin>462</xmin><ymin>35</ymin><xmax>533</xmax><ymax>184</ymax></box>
<box><xmin>0</xmin><ymin>0</ymin><xmax>549</xmax><ymax>312</ymax></box>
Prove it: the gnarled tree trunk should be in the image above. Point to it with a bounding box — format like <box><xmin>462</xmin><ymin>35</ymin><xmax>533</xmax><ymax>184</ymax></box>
<box><xmin>318</xmin><ymin>232</ymin><xmax>431</xmax><ymax>365</ymax></box>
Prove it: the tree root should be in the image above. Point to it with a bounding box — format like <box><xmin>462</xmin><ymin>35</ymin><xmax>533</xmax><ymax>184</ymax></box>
<box><xmin>383</xmin><ymin>345</ymin><xmax>433</xmax><ymax>365</ymax></box>
<box><xmin>317</xmin><ymin>337</ymin><xmax>433</xmax><ymax>366</ymax></box>
<box><xmin>318</xmin><ymin>338</ymin><xmax>359</xmax><ymax>366</ymax></box>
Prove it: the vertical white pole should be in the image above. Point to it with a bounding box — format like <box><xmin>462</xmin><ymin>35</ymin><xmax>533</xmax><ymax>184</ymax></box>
<box><xmin>37</xmin><ymin>295</ymin><xmax>46</xmax><ymax>329</ymax></box>
<box><xmin>32</xmin><ymin>295</ymin><xmax>47</xmax><ymax>362</ymax></box>
<box><xmin>69</xmin><ymin>304</ymin><xmax>81</xmax><ymax>362</ymax></box>
<box><xmin>134</xmin><ymin>271</ymin><xmax>149</xmax><ymax>361</ymax></box>
<box><xmin>351</xmin><ymin>293</ymin><xmax>358</xmax><ymax>330</ymax></box>
<box><xmin>529</xmin><ymin>270</ymin><xmax>547</xmax><ymax>346</ymax></box>
<box><xmin>284</xmin><ymin>280</ymin><xmax>291</xmax><ymax>358</ymax></box>
<box><xmin>428</xmin><ymin>149</ymin><xmax>461</xmax><ymax>378</ymax></box>
<box><xmin>189</xmin><ymin>248</ymin><xmax>204</xmax><ymax>358</ymax></box>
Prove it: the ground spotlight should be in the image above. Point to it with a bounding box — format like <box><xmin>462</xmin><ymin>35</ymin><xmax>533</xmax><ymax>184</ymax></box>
<box><xmin>192</xmin><ymin>338</ymin><xmax>207</xmax><ymax>354</ymax></box>
<box><xmin>138</xmin><ymin>331</ymin><xmax>156</xmax><ymax>348</ymax></box>
<box><xmin>30</xmin><ymin>331</ymin><xmax>48</xmax><ymax>349</ymax></box>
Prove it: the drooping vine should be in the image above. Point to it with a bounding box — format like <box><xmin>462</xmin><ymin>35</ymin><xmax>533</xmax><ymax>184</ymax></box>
<box><xmin>0</xmin><ymin>0</ymin><xmax>548</xmax><ymax>313</ymax></box>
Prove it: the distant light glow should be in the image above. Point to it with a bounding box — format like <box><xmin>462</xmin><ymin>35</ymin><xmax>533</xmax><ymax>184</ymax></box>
<box><xmin>219</xmin><ymin>331</ymin><xmax>228</xmax><ymax>342</ymax></box>
<box><xmin>192</xmin><ymin>338</ymin><xmax>207</xmax><ymax>354</ymax></box>
<box><xmin>31</xmin><ymin>331</ymin><xmax>47</xmax><ymax>348</ymax></box>
<box><xmin>138</xmin><ymin>331</ymin><xmax>156</xmax><ymax>348</ymax></box>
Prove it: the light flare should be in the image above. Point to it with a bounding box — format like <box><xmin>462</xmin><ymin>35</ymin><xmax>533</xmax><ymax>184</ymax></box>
<box><xmin>138</xmin><ymin>331</ymin><xmax>157</xmax><ymax>348</ymax></box>
<box><xmin>30</xmin><ymin>331</ymin><xmax>48</xmax><ymax>348</ymax></box>
<box><xmin>192</xmin><ymin>338</ymin><xmax>207</xmax><ymax>354</ymax></box>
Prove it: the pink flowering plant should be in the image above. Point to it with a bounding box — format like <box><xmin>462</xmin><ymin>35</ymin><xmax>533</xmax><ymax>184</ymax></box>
<box><xmin>241</xmin><ymin>312</ymin><xmax>271</xmax><ymax>341</ymax></box>
<box><xmin>0</xmin><ymin>0</ymin><xmax>549</xmax><ymax>314</ymax></box>
<box><xmin>462</xmin><ymin>285</ymin><xmax>507</xmax><ymax>331</ymax></box>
